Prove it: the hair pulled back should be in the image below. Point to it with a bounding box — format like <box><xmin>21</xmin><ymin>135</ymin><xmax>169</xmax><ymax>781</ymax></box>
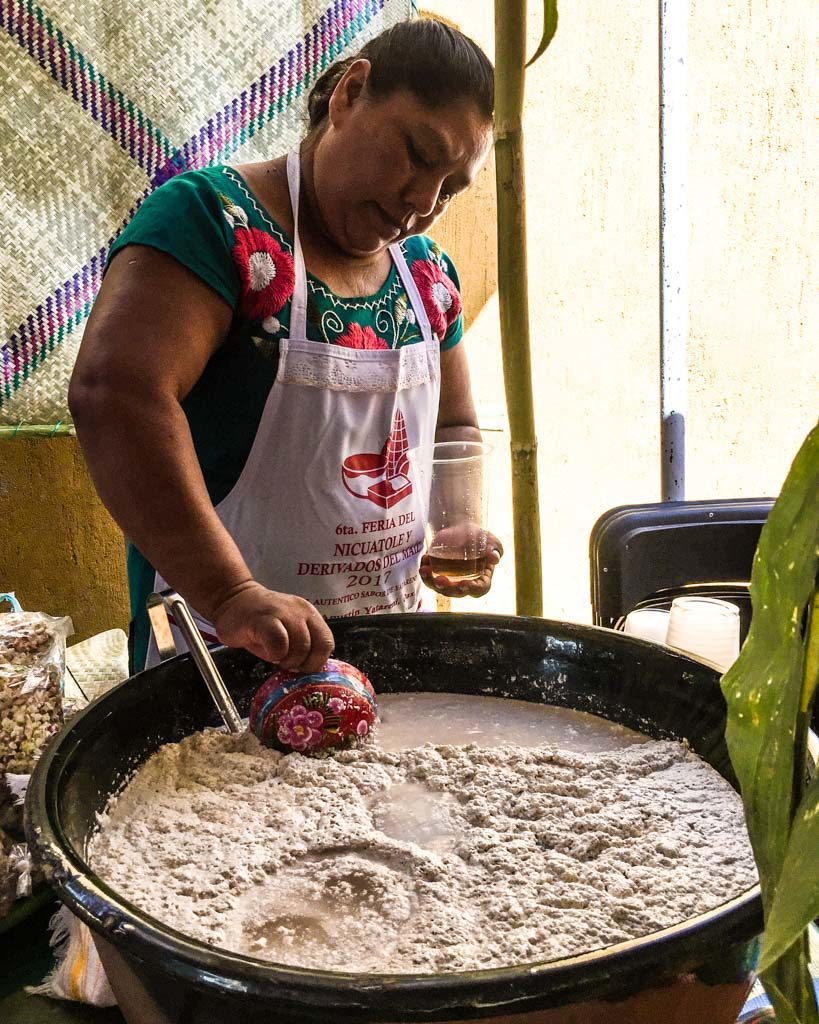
<box><xmin>307</xmin><ymin>20</ymin><xmax>494</xmax><ymax>128</ymax></box>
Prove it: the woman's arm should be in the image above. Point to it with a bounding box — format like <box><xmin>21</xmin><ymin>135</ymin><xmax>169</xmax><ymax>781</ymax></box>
<box><xmin>434</xmin><ymin>342</ymin><xmax>482</xmax><ymax>444</ymax></box>
<box><xmin>420</xmin><ymin>343</ymin><xmax>503</xmax><ymax>597</ymax></box>
<box><xmin>69</xmin><ymin>245</ymin><xmax>333</xmax><ymax>670</ymax></box>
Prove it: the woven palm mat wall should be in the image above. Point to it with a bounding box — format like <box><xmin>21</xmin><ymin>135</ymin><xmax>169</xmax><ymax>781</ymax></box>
<box><xmin>0</xmin><ymin>0</ymin><xmax>414</xmax><ymax>427</ymax></box>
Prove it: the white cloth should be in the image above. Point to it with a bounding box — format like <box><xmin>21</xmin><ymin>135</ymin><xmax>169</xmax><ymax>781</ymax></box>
<box><xmin>27</xmin><ymin>905</ymin><xmax>117</xmax><ymax>1007</ymax></box>
<box><xmin>148</xmin><ymin>149</ymin><xmax>440</xmax><ymax>666</ymax></box>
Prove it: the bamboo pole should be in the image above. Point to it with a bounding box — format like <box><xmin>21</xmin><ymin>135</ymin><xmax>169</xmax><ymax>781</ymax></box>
<box><xmin>494</xmin><ymin>0</ymin><xmax>543</xmax><ymax>616</ymax></box>
<box><xmin>0</xmin><ymin>423</ymin><xmax>76</xmax><ymax>437</ymax></box>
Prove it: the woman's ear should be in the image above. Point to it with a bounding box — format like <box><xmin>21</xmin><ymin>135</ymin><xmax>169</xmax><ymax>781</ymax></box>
<box><xmin>328</xmin><ymin>58</ymin><xmax>372</xmax><ymax>127</ymax></box>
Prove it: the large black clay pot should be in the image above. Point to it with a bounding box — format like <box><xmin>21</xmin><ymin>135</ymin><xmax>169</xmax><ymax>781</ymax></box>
<box><xmin>26</xmin><ymin>614</ymin><xmax>762</xmax><ymax>1024</ymax></box>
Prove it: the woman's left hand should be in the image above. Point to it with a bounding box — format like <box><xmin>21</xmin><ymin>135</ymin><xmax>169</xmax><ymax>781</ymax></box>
<box><xmin>419</xmin><ymin>532</ymin><xmax>504</xmax><ymax>599</ymax></box>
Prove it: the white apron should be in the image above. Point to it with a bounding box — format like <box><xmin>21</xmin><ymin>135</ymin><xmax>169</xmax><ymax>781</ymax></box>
<box><xmin>147</xmin><ymin>149</ymin><xmax>441</xmax><ymax>666</ymax></box>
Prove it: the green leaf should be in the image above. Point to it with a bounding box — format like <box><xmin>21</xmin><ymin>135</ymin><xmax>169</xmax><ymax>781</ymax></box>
<box><xmin>720</xmin><ymin>423</ymin><xmax>819</xmax><ymax>1019</ymax></box>
<box><xmin>526</xmin><ymin>0</ymin><xmax>559</xmax><ymax>67</ymax></box>
<box><xmin>721</xmin><ymin>424</ymin><xmax>819</xmax><ymax>888</ymax></box>
<box><xmin>758</xmin><ymin>773</ymin><xmax>819</xmax><ymax>971</ymax></box>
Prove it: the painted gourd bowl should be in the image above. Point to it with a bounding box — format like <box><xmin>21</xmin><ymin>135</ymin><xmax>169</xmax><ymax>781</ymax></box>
<box><xmin>248</xmin><ymin>658</ymin><xmax>377</xmax><ymax>754</ymax></box>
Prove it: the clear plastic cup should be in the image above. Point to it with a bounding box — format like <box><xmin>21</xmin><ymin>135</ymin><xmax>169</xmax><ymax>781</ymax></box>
<box><xmin>666</xmin><ymin>596</ymin><xmax>741</xmax><ymax>673</ymax></box>
<box><xmin>425</xmin><ymin>441</ymin><xmax>492</xmax><ymax>584</ymax></box>
<box><xmin>623</xmin><ymin>608</ymin><xmax>671</xmax><ymax>644</ymax></box>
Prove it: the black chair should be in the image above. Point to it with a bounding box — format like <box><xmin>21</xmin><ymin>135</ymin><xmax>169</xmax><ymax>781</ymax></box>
<box><xmin>589</xmin><ymin>498</ymin><xmax>774</xmax><ymax>644</ymax></box>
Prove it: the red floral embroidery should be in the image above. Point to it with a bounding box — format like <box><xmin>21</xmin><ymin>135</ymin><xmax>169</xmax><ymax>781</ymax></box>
<box><xmin>232</xmin><ymin>227</ymin><xmax>295</xmax><ymax>321</ymax></box>
<box><xmin>410</xmin><ymin>258</ymin><xmax>462</xmax><ymax>339</ymax></box>
<box><xmin>335</xmin><ymin>323</ymin><xmax>390</xmax><ymax>350</ymax></box>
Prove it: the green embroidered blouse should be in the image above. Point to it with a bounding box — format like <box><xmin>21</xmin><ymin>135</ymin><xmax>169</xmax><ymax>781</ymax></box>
<box><xmin>106</xmin><ymin>165</ymin><xmax>464</xmax><ymax>666</ymax></box>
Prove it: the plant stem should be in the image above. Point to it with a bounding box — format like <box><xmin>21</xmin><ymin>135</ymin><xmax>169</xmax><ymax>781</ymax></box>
<box><xmin>494</xmin><ymin>0</ymin><xmax>543</xmax><ymax>616</ymax></box>
<box><xmin>762</xmin><ymin>930</ymin><xmax>819</xmax><ymax>1023</ymax></box>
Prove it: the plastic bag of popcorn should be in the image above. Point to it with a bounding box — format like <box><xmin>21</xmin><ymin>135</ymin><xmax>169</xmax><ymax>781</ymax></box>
<box><xmin>0</xmin><ymin>593</ymin><xmax>73</xmax><ymax>773</ymax></box>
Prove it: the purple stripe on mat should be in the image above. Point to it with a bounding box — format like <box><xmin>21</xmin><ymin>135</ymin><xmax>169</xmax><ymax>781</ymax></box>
<box><xmin>177</xmin><ymin>0</ymin><xmax>386</xmax><ymax>171</ymax></box>
<box><xmin>1</xmin><ymin>0</ymin><xmax>394</xmax><ymax>406</ymax></box>
<box><xmin>0</xmin><ymin>0</ymin><xmax>171</xmax><ymax>174</ymax></box>
<box><xmin>0</xmin><ymin>195</ymin><xmax>150</xmax><ymax>406</ymax></box>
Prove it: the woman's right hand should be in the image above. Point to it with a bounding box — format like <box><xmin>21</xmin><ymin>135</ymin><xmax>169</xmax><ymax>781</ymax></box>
<box><xmin>210</xmin><ymin>581</ymin><xmax>334</xmax><ymax>673</ymax></box>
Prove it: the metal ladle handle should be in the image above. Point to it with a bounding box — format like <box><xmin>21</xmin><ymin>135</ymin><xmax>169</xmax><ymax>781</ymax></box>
<box><xmin>147</xmin><ymin>589</ymin><xmax>243</xmax><ymax>734</ymax></box>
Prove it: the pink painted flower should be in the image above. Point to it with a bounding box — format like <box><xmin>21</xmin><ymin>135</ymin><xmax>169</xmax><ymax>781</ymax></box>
<box><xmin>276</xmin><ymin>704</ymin><xmax>324</xmax><ymax>752</ymax></box>
<box><xmin>410</xmin><ymin>259</ymin><xmax>462</xmax><ymax>339</ymax></box>
<box><xmin>233</xmin><ymin>228</ymin><xmax>295</xmax><ymax>321</ymax></box>
<box><xmin>356</xmin><ymin>719</ymin><xmax>370</xmax><ymax>738</ymax></box>
<box><xmin>335</xmin><ymin>323</ymin><xmax>390</xmax><ymax>350</ymax></box>
<box><xmin>327</xmin><ymin>696</ymin><xmax>345</xmax><ymax>713</ymax></box>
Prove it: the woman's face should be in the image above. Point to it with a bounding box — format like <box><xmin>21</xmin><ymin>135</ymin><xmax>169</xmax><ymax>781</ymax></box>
<box><xmin>312</xmin><ymin>61</ymin><xmax>493</xmax><ymax>257</ymax></box>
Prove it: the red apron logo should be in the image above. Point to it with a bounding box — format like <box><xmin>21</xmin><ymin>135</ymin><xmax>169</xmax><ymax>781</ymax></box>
<box><xmin>342</xmin><ymin>410</ymin><xmax>413</xmax><ymax>509</ymax></box>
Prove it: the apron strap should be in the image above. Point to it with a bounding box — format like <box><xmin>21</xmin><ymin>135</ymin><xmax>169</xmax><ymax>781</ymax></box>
<box><xmin>390</xmin><ymin>242</ymin><xmax>436</xmax><ymax>344</ymax></box>
<box><xmin>286</xmin><ymin>149</ymin><xmax>309</xmax><ymax>339</ymax></box>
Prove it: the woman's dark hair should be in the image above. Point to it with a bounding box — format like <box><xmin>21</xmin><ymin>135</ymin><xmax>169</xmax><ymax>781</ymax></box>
<box><xmin>307</xmin><ymin>20</ymin><xmax>494</xmax><ymax>128</ymax></box>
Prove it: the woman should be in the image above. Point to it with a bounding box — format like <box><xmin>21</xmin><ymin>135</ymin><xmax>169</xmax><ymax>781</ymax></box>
<box><xmin>69</xmin><ymin>20</ymin><xmax>502</xmax><ymax>673</ymax></box>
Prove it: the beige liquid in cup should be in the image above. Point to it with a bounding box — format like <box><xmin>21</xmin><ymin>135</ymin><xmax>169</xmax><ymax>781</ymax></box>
<box><xmin>427</xmin><ymin>548</ymin><xmax>487</xmax><ymax>581</ymax></box>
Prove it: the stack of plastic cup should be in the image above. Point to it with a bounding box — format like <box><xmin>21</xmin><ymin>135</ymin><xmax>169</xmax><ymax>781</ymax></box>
<box><xmin>666</xmin><ymin>596</ymin><xmax>741</xmax><ymax>674</ymax></box>
<box><xmin>623</xmin><ymin>608</ymin><xmax>671</xmax><ymax>644</ymax></box>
